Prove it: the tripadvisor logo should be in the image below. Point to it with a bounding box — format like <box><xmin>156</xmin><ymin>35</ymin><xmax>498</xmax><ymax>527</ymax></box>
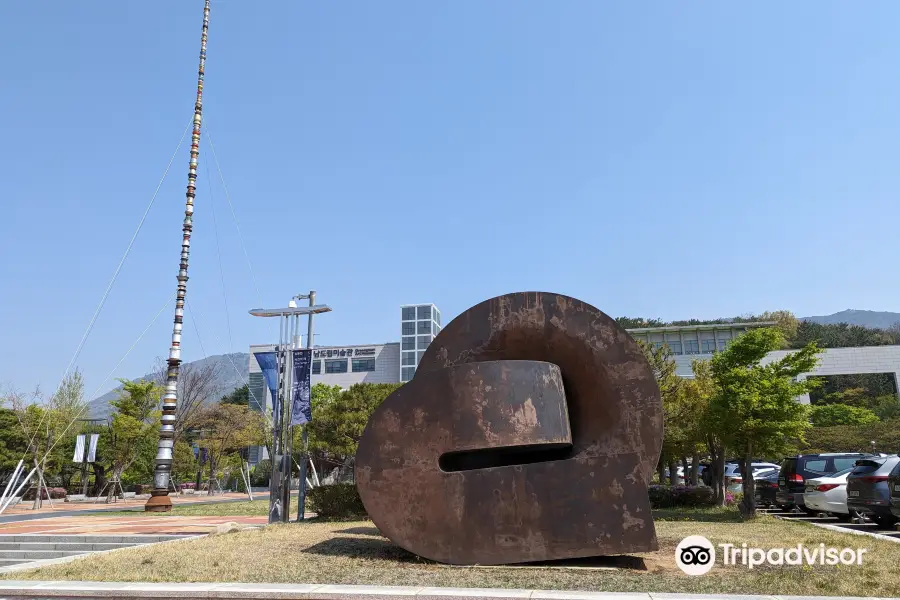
<box><xmin>675</xmin><ymin>536</ymin><xmax>868</xmax><ymax>575</ymax></box>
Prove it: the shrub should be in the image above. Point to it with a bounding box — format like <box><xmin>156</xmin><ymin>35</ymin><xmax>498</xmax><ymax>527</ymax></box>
<box><xmin>129</xmin><ymin>484</ymin><xmax>150</xmax><ymax>494</ymax></box>
<box><xmin>307</xmin><ymin>483</ymin><xmax>367</xmax><ymax>520</ymax></box>
<box><xmin>809</xmin><ymin>404</ymin><xmax>878</xmax><ymax>427</ymax></box>
<box><xmin>648</xmin><ymin>485</ymin><xmax>716</xmax><ymax>508</ymax></box>
<box><xmin>22</xmin><ymin>487</ymin><xmax>67</xmax><ymax>501</ymax></box>
<box><xmin>725</xmin><ymin>491</ymin><xmax>743</xmax><ymax>506</ymax></box>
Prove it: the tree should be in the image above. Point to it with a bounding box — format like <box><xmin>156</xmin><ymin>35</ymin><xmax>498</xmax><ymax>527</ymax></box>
<box><xmin>873</xmin><ymin>395</ymin><xmax>900</xmax><ymax>421</ymax></box>
<box><xmin>220</xmin><ymin>384</ymin><xmax>249</xmax><ymax>406</ymax></box>
<box><xmin>758</xmin><ymin>310</ymin><xmax>799</xmax><ymax>343</ymax></box>
<box><xmin>101</xmin><ymin>379</ymin><xmax>161</xmax><ymax>498</ymax></box>
<box><xmin>708</xmin><ymin>328</ymin><xmax>821</xmax><ymax>513</ymax></box>
<box><xmin>305</xmin><ymin>383</ymin><xmax>400</xmax><ymax>482</ymax></box>
<box><xmin>635</xmin><ymin>341</ymin><xmax>683</xmax><ymax>484</ymax></box>
<box><xmin>809</xmin><ymin>404</ymin><xmax>879</xmax><ymax>427</ymax></box>
<box><xmin>193</xmin><ymin>403</ymin><xmax>263</xmax><ymax>492</ymax></box>
<box><xmin>152</xmin><ymin>358</ymin><xmax>223</xmax><ymax>445</ymax></box>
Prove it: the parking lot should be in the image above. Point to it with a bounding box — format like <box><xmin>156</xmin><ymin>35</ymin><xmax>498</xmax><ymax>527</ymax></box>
<box><xmin>762</xmin><ymin>506</ymin><xmax>900</xmax><ymax>543</ymax></box>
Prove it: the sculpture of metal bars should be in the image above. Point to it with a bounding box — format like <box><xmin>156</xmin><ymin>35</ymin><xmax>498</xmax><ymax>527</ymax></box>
<box><xmin>355</xmin><ymin>292</ymin><xmax>663</xmax><ymax>565</ymax></box>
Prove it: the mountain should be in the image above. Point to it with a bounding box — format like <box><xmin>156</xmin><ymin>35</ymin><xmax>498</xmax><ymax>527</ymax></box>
<box><xmin>801</xmin><ymin>310</ymin><xmax>900</xmax><ymax>330</ymax></box>
<box><xmin>87</xmin><ymin>352</ymin><xmax>249</xmax><ymax>420</ymax></box>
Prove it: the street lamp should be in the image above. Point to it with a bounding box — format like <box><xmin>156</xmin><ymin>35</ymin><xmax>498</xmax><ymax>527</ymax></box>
<box><xmin>249</xmin><ymin>292</ymin><xmax>330</xmax><ymax>524</ymax></box>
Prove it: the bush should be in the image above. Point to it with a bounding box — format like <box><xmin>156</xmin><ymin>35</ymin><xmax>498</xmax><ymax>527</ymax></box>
<box><xmin>648</xmin><ymin>485</ymin><xmax>716</xmax><ymax>508</ymax></box>
<box><xmin>307</xmin><ymin>483</ymin><xmax>367</xmax><ymax>520</ymax></box>
<box><xmin>809</xmin><ymin>403</ymin><xmax>879</xmax><ymax>427</ymax></box>
<box><xmin>250</xmin><ymin>460</ymin><xmax>271</xmax><ymax>487</ymax></box>
<box><xmin>129</xmin><ymin>484</ymin><xmax>150</xmax><ymax>494</ymax></box>
<box><xmin>804</xmin><ymin>418</ymin><xmax>900</xmax><ymax>453</ymax></box>
<box><xmin>725</xmin><ymin>491</ymin><xmax>743</xmax><ymax>506</ymax></box>
<box><xmin>22</xmin><ymin>487</ymin><xmax>67</xmax><ymax>501</ymax></box>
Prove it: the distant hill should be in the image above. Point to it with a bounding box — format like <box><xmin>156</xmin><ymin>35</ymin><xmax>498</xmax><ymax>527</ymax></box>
<box><xmin>87</xmin><ymin>352</ymin><xmax>249</xmax><ymax>420</ymax></box>
<box><xmin>801</xmin><ymin>310</ymin><xmax>900</xmax><ymax>330</ymax></box>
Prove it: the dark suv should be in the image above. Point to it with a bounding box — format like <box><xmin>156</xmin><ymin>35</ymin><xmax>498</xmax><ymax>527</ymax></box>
<box><xmin>889</xmin><ymin>460</ymin><xmax>900</xmax><ymax>520</ymax></box>
<box><xmin>847</xmin><ymin>455</ymin><xmax>900</xmax><ymax>528</ymax></box>
<box><xmin>777</xmin><ymin>453</ymin><xmax>870</xmax><ymax>510</ymax></box>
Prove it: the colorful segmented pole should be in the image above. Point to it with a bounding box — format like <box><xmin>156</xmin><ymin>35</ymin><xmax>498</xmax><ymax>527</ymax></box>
<box><xmin>145</xmin><ymin>0</ymin><xmax>211</xmax><ymax>512</ymax></box>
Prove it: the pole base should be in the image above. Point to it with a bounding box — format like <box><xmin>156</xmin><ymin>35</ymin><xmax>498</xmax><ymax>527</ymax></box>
<box><xmin>144</xmin><ymin>491</ymin><xmax>173</xmax><ymax>512</ymax></box>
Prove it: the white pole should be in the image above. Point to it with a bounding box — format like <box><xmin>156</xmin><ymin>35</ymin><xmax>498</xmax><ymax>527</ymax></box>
<box><xmin>0</xmin><ymin>460</ymin><xmax>24</xmax><ymax>507</ymax></box>
<box><xmin>0</xmin><ymin>468</ymin><xmax>36</xmax><ymax>515</ymax></box>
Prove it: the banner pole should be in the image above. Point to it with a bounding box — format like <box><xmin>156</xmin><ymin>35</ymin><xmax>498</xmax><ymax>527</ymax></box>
<box><xmin>297</xmin><ymin>290</ymin><xmax>315</xmax><ymax>522</ymax></box>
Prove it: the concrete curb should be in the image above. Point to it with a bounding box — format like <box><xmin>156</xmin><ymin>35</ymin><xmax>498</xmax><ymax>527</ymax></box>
<box><xmin>773</xmin><ymin>515</ymin><xmax>900</xmax><ymax>544</ymax></box>
<box><xmin>0</xmin><ymin>582</ymin><xmax>893</xmax><ymax>600</ymax></box>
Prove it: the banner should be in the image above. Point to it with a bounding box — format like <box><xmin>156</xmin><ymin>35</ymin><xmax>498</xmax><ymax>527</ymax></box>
<box><xmin>290</xmin><ymin>349</ymin><xmax>313</xmax><ymax>426</ymax></box>
<box><xmin>254</xmin><ymin>352</ymin><xmax>279</xmax><ymax>403</ymax></box>
<box><xmin>87</xmin><ymin>433</ymin><xmax>99</xmax><ymax>463</ymax></box>
<box><xmin>73</xmin><ymin>435</ymin><xmax>86</xmax><ymax>463</ymax></box>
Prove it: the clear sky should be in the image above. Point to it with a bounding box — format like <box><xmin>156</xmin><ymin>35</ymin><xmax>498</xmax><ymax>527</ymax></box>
<box><xmin>1</xmin><ymin>1</ymin><xmax>898</xmax><ymax>399</ymax></box>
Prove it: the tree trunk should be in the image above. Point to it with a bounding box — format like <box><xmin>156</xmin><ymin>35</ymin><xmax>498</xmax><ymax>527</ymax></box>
<box><xmin>690</xmin><ymin>451</ymin><xmax>700</xmax><ymax>486</ymax></box>
<box><xmin>706</xmin><ymin>435</ymin><xmax>726</xmax><ymax>506</ymax></box>
<box><xmin>91</xmin><ymin>463</ymin><xmax>107</xmax><ymax>498</ymax></box>
<box><xmin>680</xmin><ymin>455</ymin><xmax>689</xmax><ymax>485</ymax></box>
<box><xmin>667</xmin><ymin>459</ymin><xmax>678</xmax><ymax>486</ymax></box>
<box><xmin>740</xmin><ymin>444</ymin><xmax>756</xmax><ymax>516</ymax></box>
<box><xmin>656</xmin><ymin>459</ymin><xmax>665</xmax><ymax>485</ymax></box>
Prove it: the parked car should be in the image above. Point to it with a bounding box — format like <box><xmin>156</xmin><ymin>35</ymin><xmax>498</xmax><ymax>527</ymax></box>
<box><xmin>754</xmin><ymin>469</ymin><xmax>780</xmax><ymax>507</ymax></box>
<box><xmin>888</xmin><ymin>460</ymin><xmax>900</xmax><ymax>520</ymax></box>
<box><xmin>803</xmin><ymin>467</ymin><xmax>854</xmax><ymax>518</ymax></box>
<box><xmin>724</xmin><ymin>462</ymin><xmax>780</xmax><ymax>493</ymax></box>
<box><xmin>846</xmin><ymin>455</ymin><xmax>900</xmax><ymax>528</ymax></box>
<box><xmin>777</xmin><ymin>453</ymin><xmax>870</xmax><ymax>510</ymax></box>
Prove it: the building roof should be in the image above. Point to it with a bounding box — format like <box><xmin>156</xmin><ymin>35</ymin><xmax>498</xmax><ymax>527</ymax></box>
<box><xmin>626</xmin><ymin>321</ymin><xmax>776</xmax><ymax>334</ymax></box>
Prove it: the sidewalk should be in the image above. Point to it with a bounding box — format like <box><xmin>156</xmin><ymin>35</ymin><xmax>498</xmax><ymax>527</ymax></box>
<box><xmin>0</xmin><ymin>581</ymin><xmax>888</xmax><ymax>600</ymax></box>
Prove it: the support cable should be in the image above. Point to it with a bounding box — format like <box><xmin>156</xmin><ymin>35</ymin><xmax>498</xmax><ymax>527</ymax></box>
<box><xmin>205</xmin><ymin>155</ymin><xmax>234</xmax><ymax>352</ymax></box>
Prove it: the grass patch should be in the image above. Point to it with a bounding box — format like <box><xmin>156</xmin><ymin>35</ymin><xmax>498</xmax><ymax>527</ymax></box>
<box><xmin>87</xmin><ymin>499</ymin><xmax>271</xmax><ymax>518</ymax></box>
<box><xmin>10</xmin><ymin>508</ymin><xmax>896</xmax><ymax>597</ymax></box>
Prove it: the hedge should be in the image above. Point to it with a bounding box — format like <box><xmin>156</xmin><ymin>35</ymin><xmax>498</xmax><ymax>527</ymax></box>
<box><xmin>803</xmin><ymin>418</ymin><xmax>900</xmax><ymax>454</ymax></box>
<box><xmin>648</xmin><ymin>485</ymin><xmax>716</xmax><ymax>508</ymax></box>
<box><xmin>307</xmin><ymin>483</ymin><xmax>367</xmax><ymax>520</ymax></box>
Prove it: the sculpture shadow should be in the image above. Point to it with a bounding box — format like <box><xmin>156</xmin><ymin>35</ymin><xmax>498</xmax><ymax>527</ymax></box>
<box><xmin>335</xmin><ymin>526</ymin><xmax>382</xmax><ymax>537</ymax></box>
<box><xmin>303</xmin><ymin>536</ymin><xmax>423</xmax><ymax>563</ymax></box>
<box><xmin>518</xmin><ymin>555</ymin><xmax>647</xmax><ymax>571</ymax></box>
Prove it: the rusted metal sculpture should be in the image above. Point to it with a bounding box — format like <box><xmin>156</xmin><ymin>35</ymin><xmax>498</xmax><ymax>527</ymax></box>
<box><xmin>356</xmin><ymin>292</ymin><xmax>663</xmax><ymax>565</ymax></box>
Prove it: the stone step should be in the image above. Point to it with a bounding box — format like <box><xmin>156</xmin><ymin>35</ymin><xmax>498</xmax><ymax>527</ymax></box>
<box><xmin>0</xmin><ymin>558</ymin><xmax>35</xmax><ymax>566</ymax></box>
<box><xmin>0</xmin><ymin>534</ymin><xmax>194</xmax><ymax>544</ymax></box>
<box><xmin>0</xmin><ymin>549</ymin><xmax>91</xmax><ymax>560</ymax></box>
<box><xmin>0</xmin><ymin>542</ymin><xmax>142</xmax><ymax>551</ymax></box>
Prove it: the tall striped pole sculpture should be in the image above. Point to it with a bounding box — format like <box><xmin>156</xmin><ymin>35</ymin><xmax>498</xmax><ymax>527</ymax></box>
<box><xmin>146</xmin><ymin>0</ymin><xmax>211</xmax><ymax>512</ymax></box>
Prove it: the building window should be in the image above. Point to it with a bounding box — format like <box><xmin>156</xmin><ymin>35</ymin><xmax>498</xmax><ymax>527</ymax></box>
<box><xmin>417</xmin><ymin>306</ymin><xmax>431</xmax><ymax>320</ymax></box>
<box><xmin>717</xmin><ymin>339</ymin><xmax>729</xmax><ymax>351</ymax></box>
<box><xmin>324</xmin><ymin>359</ymin><xmax>348</xmax><ymax>374</ymax></box>
<box><xmin>418</xmin><ymin>335</ymin><xmax>432</xmax><ymax>349</ymax></box>
<box><xmin>402</xmin><ymin>322</ymin><xmax>416</xmax><ymax>335</ymax></box>
<box><xmin>434</xmin><ymin>310</ymin><xmax>441</xmax><ymax>326</ymax></box>
<box><xmin>402</xmin><ymin>307</ymin><xmax>416</xmax><ymax>321</ymax></box>
<box><xmin>701</xmin><ymin>339</ymin><xmax>717</xmax><ymax>353</ymax></box>
<box><xmin>667</xmin><ymin>341</ymin><xmax>683</xmax><ymax>355</ymax></box>
<box><xmin>417</xmin><ymin>351</ymin><xmax>425</xmax><ymax>364</ymax></box>
<box><xmin>402</xmin><ymin>336</ymin><xmax>415</xmax><ymax>350</ymax></box>
<box><xmin>417</xmin><ymin>321</ymin><xmax>432</xmax><ymax>334</ymax></box>
<box><xmin>312</xmin><ymin>360</ymin><xmax>321</xmax><ymax>375</ymax></box>
<box><xmin>653</xmin><ymin>342</ymin><xmax>664</xmax><ymax>350</ymax></box>
<box><xmin>684</xmin><ymin>340</ymin><xmax>700</xmax><ymax>355</ymax></box>
<box><xmin>434</xmin><ymin>323</ymin><xmax>441</xmax><ymax>335</ymax></box>
<box><xmin>401</xmin><ymin>367</ymin><xmax>416</xmax><ymax>382</ymax></box>
<box><xmin>402</xmin><ymin>352</ymin><xmax>416</xmax><ymax>366</ymax></box>
<box><xmin>352</xmin><ymin>358</ymin><xmax>376</xmax><ymax>372</ymax></box>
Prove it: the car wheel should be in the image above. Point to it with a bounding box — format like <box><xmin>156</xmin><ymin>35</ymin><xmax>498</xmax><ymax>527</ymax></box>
<box><xmin>873</xmin><ymin>515</ymin><xmax>899</xmax><ymax>529</ymax></box>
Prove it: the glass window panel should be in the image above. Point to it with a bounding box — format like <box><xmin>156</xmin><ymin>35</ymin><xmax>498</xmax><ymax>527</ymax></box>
<box><xmin>402</xmin><ymin>322</ymin><xmax>416</xmax><ymax>335</ymax></box>
<box><xmin>352</xmin><ymin>358</ymin><xmax>376</xmax><ymax>372</ymax></box>
<box><xmin>417</xmin><ymin>321</ymin><xmax>432</xmax><ymax>334</ymax></box>
<box><xmin>402</xmin><ymin>307</ymin><xmax>416</xmax><ymax>321</ymax></box>
<box><xmin>402</xmin><ymin>352</ymin><xmax>416</xmax><ymax>366</ymax></box>
<box><xmin>417</xmin><ymin>351</ymin><xmax>425</xmax><ymax>364</ymax></box>
<box><xmin>435</xmin><ymin>310</ymin><xmax>441</xmax><ymax>326</ymax></box>
<box><xmin>667</xmin><ymin>341</ymin><xmax>683</xmax><ymax>355</ymax></box>
<box><xmin>418</xmin><ymin>335</ymin><xmax>432</xmax><ymax>349</ymax></box>
<box><xmin>401</xmin><ymin>367</ymin><xmax>416</xmax><ymax>382</ymax></box>
<box><xmin>684</xmin><ymin>340</ymin><xmax>700</xmax><ymax>355</ymax></box>
<box><xmin>324</xmin><ymin>359</ymin><xmax>348</xmax><ymax>374</ymax></box>
<box><xmin>417</xmin><ymin>306</ymin><xmax>431</xmax><ymax>320</ymax></box>
<box><xmin>402</xmin><ymin>337</ymin><xmax>415</xmax><ymax>350</ymax></box>
<box><xmin>311</xmin><ymin>360</ymin><xmax>321</xmax><ymax>375</ymax></box>
<box><xmin>701</xmin><ymin>339</ymin><xmax>717</xmax><ymax>353</ymax></box>
<box><xmin>717</xmin><ymin>339</ymin><xmax>728</xmax><ymax>350</ymax></box>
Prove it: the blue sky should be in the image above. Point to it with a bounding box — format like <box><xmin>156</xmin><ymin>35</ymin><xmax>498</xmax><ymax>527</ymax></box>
<box><xmin>1</xmin><ymin>1</ymin><xmax>898</xmax><ymax>399</ymax></box>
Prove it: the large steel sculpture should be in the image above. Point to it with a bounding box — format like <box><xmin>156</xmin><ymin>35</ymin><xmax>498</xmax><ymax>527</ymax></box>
<box><xmin>356</xmin><ymin>292</ymin><xmax>663</xmax><ymax>565</ymax></box>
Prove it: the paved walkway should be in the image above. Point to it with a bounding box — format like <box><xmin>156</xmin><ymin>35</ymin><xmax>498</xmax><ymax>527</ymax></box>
<box><xmin>0</xmin><ymin>582</ymin><xmax>889</xmax><ymax>600</ymax></box>
<box><xmin>0</xmin><ymin>514</ymin><xmax>266</xmax><ymax>536</ymax></box>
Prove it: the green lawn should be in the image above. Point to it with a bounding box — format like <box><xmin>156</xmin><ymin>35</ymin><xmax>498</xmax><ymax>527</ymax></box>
<box><xmin>89</xmin><ymin>498</ymin><xmax>272</xmax><ymax>517</ymax></box>
<box><xmin>8</xmin><ymin>507</ymin><xmax>897</xmax><ymax>597</ymax></box>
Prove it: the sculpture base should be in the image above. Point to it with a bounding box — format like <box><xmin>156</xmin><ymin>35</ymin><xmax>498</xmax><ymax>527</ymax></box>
<box><xmin>144</xmin><ymin>492</ymin><xmax>172</xmax><ymax>512</ymax></box>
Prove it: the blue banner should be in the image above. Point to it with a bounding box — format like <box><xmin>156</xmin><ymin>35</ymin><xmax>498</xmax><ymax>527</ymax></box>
<box><xmin>290</xmin><ymin>349</ymin><xmax>313</xmax><ymax>425</ymax></box>
<box><xmin>254</xmin><ymin>351</ymin><xmax>279</xmax><ymax>403</ymax></box>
